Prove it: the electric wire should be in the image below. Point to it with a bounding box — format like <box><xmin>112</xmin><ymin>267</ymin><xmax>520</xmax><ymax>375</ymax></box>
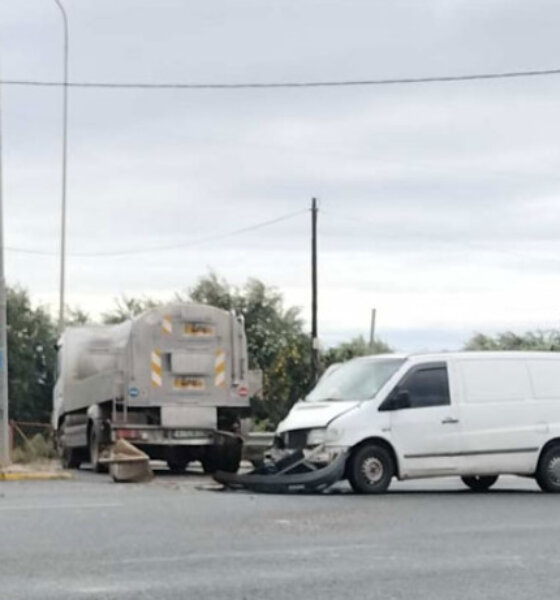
<box><xmin>5</xmin><ymin>208</ymin><xmax>307</xmax><ymax>258</ymax></box>
<box><xmin>2</xmin><ymin>67</ymin><xmax>560</xmax><ymax>91</ymax></box>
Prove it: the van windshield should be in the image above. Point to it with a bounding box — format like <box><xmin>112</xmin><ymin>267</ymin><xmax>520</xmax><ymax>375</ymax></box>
<box><xmin>306</xmin><ymin>358</ymin><xmax>405</xmax><ymax>402</ymax></box>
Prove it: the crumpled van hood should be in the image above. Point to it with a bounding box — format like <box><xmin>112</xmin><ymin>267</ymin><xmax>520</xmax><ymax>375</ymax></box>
<box><xmin>276</xmin><ymin>400</ymin><xmax>360</xmax><ymax>433</ymax></box>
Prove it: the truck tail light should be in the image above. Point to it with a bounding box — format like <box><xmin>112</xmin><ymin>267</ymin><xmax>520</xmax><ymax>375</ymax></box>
<box><xmin>115</xmin><ymin>429</ymin><xmax>140</xmax><ymax>440</ymax></box>
<box><xmin>237</xmin><ymin>386</ymin><xmax>249</xmax><ymax>398</ymax></box>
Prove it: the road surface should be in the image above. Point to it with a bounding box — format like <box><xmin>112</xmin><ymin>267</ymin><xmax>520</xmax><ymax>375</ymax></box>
<box><xmin>0</xmin><ymin>465</ymin><xmax>558</xmax><ymax>599</ymax></box>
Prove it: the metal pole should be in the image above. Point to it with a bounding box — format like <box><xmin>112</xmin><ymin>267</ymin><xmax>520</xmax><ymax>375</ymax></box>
<box><xmin>369</xmin><ymin>308</ymin><xmax>377</xmax><ymax>351</ymax></box>
<box><xmin>311</xmin><ymin>198</ymin><xmax>320</xmax><ymax>382</ymax></box>
<box><xmin>0</xmin><ymin>80</ymin><xmax>10</xmax><ymax>466</ymax></box>
<box><xmin>54</xmin><ymin>0</ymin><xmax>69</xmax><ymax>335</ymax></box>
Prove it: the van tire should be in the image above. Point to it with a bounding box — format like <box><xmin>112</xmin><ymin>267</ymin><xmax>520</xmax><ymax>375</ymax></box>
<box><xmin>348</xmin><ymin>445</ymin><xmax>394</xmax><ymax>494</ymax></box>
<box><xmin>461</xmin><ymin>475</ymin><xmax>498</xmax><ymax>492</ymax></box>
<box><xmin>536</xmin><ymin>446</ymin><xmax>560</xmax><ymax>493</ymax></box>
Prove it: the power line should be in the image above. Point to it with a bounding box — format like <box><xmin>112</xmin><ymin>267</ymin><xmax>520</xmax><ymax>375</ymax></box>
<box><xmin>6</xmin><ymin>208</ymin><xmax>307</xmax><ymax>258</ymax></box>
<box><xmin>2</xmin><ymin>67</ymin><xmax>560</xmax><ymax>91</ymax></box>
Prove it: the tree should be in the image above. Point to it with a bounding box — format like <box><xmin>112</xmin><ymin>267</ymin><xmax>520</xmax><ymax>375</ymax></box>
<box><xmin>101</xmin><ymin>295</ymin><xmax>161</xmax><ymax>324</ymax></box>
<box><xmin>189</xmin><ymin>274</ymin><xmax>313</xmax><ymax>426</ymax></box>
<box><xmin>6</xmin><ymin>287</ymin><xmax>57</xmax><ymax>423</ymax></box>
<box><xmin>463</xmin><ymin>330</ymin><xmax>560</xmax><ymax>351</ymax></box>
<box><xmin>65</xmin><ymin>306</ymin><xmax>90</xmax><ymax>326</ymax></box>
<box><xmin>322</xmin><ymin>335</ymin><xmax>393</xmax><ymax>368</ymax></box>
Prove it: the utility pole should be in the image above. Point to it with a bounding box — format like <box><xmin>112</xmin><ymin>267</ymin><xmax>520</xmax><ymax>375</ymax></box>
<box><xmin>369</xmin><ymin>308</ymin><xmax>377</xmax><ymax>352</ymax></box>
<box><xmin>0</xmin><ymin>81</ymin><xmax>10</xmax><ymax>466</ymax></box>
<box><xmin>54</xmin><ymin>0</ymin><xmax>69</xmax><ymax>335</ymax></box>
<box><xmin>311</xmin><ymin>198</ymin><xmax>320</xmax><ymax>382</ymax></box>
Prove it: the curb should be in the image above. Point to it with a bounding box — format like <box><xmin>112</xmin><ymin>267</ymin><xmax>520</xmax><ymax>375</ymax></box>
<box><xmin>0</xmin><ymin>471</ymin><xmax>74</xmax><ymax>481</ymax></box>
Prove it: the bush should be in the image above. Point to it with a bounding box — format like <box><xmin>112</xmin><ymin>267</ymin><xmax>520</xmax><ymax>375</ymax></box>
<box><xmin>12</xmin><ymin>433</ymin><xmax>56</xmax><ymax>463</ymax></box>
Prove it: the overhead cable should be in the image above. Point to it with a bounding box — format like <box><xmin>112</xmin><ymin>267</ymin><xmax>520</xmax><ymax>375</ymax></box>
<box><xmin>6</xmin><ymin>208</ymin><xmax>307</xmax><ymax>258</ymax></box>
<box><xmin>2</xmin><ymin>67</ymin><xmax>560</xmax><ymax>91</ymax></box>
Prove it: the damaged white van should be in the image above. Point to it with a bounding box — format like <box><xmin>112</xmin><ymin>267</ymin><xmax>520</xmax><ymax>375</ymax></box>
<box><xmin>273</xmin><ymin>352</ymin><xmax>560</xmax><ymax>493</ymax></box>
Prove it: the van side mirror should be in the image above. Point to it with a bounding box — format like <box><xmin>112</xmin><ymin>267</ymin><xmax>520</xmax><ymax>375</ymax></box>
<box><xmin>379</xmin><ymin>389</ymin><xmax>411</xmax><ymax>411</ymax></box>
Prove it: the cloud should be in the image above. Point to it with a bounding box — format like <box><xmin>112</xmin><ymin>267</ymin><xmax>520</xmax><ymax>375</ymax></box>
<box><xmin>2</xmin><ymin>0</ymin><xmax>560</xmax><ymax>351</ymax></box>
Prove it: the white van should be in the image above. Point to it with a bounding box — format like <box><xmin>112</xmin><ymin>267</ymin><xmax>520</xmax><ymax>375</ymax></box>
<box><xmin>275</xmin><ymin>352</ymin><xmax>560</xmax><ymax>493</ymax></box>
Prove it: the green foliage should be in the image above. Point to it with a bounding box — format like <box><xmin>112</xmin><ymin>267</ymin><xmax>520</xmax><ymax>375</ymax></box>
<box><xmin>101</xmin><ymin>295</ymin><xmax>162</xmax><ymax>324</ymax></box>
<box><xmin>187</xmin><ymin>272</ymin><xmax>234</xmax><ymax>310</ymax></box>
<box><xmin>65</xmin><ymin>306</ymin><xmax>90</xmax><ymax>326</ymax></box>
<box><xmin>322</xmin><ymin>335</ymin><xmax>393</xmax><ymax>368</ymax></box>
<box><xmin>463</xmin><ymin>330</ymin><xmax>560</xmax><ymax>351</ymax></box>
<box><xmin>2</xmin><ymin>275</ymin><xmax>392</xmax><ymax>430</ymax></box>
<box><xmin>7</xmin><ymin>287</ymin><xmax>57</xmax><ymax>423</ymax></box>
<box><xmin>190</xmin><ymin>273</ymin><xmax>313</xmax><ymax>425</ymax></box>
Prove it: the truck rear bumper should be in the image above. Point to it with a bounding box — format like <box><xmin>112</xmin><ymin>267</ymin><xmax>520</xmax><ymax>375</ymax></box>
<box><xmin>111</xmin><ymin>424</ymin><xmax>214</xmax><ymax>446</ymax></box>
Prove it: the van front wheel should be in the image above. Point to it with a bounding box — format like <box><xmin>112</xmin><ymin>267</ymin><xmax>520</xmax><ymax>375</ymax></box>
<box><xmin>348</xmin><ymin>445</ymin><xmax>394</xmax><ymax>494</ymax></box>
<box><xmin>461</xmin><ymin>475</ymin><xmax>498</xmax><ymax>492</ymax></box>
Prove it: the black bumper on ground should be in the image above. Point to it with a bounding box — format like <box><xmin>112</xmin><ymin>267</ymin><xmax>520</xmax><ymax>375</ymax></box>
<box><xmin>213</xmin><ymin>449</ymin><xmax>348</xmax><ymax>493</ymax></box>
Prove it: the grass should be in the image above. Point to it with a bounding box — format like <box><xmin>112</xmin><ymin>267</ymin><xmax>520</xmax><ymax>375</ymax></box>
<box><xmin>12</xmin><ymin>433</ymin><xmax>57</xmax><ymax>464</ymax></box>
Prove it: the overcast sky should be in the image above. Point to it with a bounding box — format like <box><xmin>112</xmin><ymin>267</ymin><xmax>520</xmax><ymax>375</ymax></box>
<box><xmin>1</xmin><ymin>0</ymin><xmax>560</xmax><ymax>351</ymax></box>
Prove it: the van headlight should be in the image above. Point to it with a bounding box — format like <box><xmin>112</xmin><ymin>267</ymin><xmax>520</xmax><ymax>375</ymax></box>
<box><xmin>307</xmin><ymin>428</ymin><xmax>339</xmax><ymax>446</ymax></box>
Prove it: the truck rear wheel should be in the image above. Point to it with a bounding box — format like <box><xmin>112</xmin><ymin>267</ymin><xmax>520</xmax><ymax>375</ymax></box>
<box><xmin>58</xmin><ymin>422</ymin><xmax>82</xmax><ymax>470</ymax></box>
<box><xmin>89</xmin><ymin>425</ymin><xmax>108</xmax><ymax>474</ymax></box>
<box><xmin>202</xmin><ymin>444</ymin><xmax>242</xmax><ymax>474</ymax></box>
<box><xmin>61</xmin><ymin>446</ymin><xmax>81</xmax><ymax>470</ymax></box>
<box><xmin>167</xmin><ymin>460</ymin><xmax>189</xmax><ymax>474</ymax></box>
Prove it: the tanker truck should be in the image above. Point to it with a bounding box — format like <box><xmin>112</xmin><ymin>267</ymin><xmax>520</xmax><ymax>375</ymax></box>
<box><xmin>52</xmin><ymin>303</ymin><xmax>252</xmax><ymax>474</ymax></box>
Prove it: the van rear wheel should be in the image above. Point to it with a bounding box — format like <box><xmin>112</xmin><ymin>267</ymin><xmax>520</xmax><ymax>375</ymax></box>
<box><xmin>536</xmin><ymin>446</ymin><xmax>560</xmax><ymax>493</ymax></box>
<box><xmin>461</xmin><ymin>475</ymin><xmax>498</xmax><ymax>492</ymax></box>
<box><xmin>348</xmin><ymin>445</ymin><xmax>394</xmax><ymax>494</ymax></box>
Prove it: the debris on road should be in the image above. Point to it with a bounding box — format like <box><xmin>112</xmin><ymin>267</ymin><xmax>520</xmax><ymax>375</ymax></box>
<box><xmin>101</xmin><ymin>439</ymin><xmax>153</xmax><ymax>483</ymax></box>
<box><xmin>213</xmin><ymin>448</ymin><xmax>347</xmax><ymax>493</ymax></box>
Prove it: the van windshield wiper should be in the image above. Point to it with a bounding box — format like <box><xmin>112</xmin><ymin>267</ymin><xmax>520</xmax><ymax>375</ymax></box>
<box><xmin>305</xmin><ymin>396</ymin><xmax>347</xmax><ymax>402</ymax></box>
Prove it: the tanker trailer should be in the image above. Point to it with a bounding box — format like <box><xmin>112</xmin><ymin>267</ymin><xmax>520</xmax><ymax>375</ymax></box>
<box><xmin>52</xmin><ymin>303</ymin><xmax>251</xmax><ymax>474</ymax></box>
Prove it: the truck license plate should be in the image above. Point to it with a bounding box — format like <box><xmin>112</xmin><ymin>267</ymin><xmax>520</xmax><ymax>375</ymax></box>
<box><xmin>183</xmin><ymin>323</ymin><xmax>215</xmax><ymax>337</ymax></box>
<box><xmin>173</xmin><ymin>430</ymin><xmax>205</xmax><ymax>439</ymax></box>
<box><xmin>173</xmin><ymin>377</ymin><xmax>205</xmax><ymax>391</ymax></box>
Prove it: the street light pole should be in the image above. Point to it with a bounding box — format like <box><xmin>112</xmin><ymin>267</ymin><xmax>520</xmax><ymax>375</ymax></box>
<box><xmin>53</xmin><ymin>0</ymin><xmax>69</xmax><ymax>335</ymax></box>
<box><xmin>311</xmin><ymin>198</ymin><xmax>320</xmax><ymax>382</ymax></box>
<box><xmin>0</xmin><ymin>80</ymin><xmax>10</xmax><ymax>466</ymax></box>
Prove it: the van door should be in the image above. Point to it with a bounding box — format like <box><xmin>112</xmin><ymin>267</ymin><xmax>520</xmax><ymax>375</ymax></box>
<box><xmin>457</xmin><ymin>358</ymin><xmax>541</xmax><ymax>475</ymax></box>
<box><xmin>381</xmin><ymin>361</ymin><xmax>463</xmax><ymax>478</ymax></box>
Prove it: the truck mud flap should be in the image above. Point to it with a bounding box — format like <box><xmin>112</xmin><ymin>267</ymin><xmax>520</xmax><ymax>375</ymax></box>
<box><xmin>213</xmin><ymin>451</ymin><xmax>347</xmax><ymax>493</ymax></box>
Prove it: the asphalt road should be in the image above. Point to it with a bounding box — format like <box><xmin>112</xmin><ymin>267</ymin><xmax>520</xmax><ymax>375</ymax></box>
<box><xmin>1</xmin><ymin>465</ymin><xmax>558</xmax><ymax>600</ymax></box>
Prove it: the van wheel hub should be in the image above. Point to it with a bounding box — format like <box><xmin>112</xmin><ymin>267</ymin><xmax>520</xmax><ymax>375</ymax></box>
<box><xmin>548</xmin><ymin>456</ymin><xmax>560</xmax><ymax>484</ymax></box>
<box><xmin>361</xmin><ymin>457</ymin><xmax>384</xmax><ymax>484</ymax></box>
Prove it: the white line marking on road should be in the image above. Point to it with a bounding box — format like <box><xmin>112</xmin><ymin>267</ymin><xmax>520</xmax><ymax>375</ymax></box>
<box><xmin>0</xmin><ymin>503</ymin><xmax>122</xmax><ymax>512</ymax></box>
<box><xmin>113</xmin><ymin>542</ymin><xmax>387</xmax><ymax>565</ymax></box>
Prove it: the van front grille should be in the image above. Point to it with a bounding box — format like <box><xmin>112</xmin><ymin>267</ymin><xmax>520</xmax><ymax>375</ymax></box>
<box><xmin>282</xmin><ymin>429</ymin><xmax>310</xmax><ymax>450</ymax></box>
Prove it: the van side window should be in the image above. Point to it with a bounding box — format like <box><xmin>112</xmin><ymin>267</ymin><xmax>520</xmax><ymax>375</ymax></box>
<box><xmin>402</xmin><ymin>366</ymin><xmax>450</xmax><ymax>408</ymax></box>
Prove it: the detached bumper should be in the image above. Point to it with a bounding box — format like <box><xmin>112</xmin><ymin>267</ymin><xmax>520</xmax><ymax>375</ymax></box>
<box><xmin>213</xmin><ymin>448</ymin><xmax>348</xmax><ymax>493</ymax></box>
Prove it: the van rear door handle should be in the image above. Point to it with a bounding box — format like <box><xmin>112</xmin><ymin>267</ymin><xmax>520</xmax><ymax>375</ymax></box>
<box><xmin>441</xmin><ymin>417</ymin><xmax>460</xmax><ymax>425</ymax></box>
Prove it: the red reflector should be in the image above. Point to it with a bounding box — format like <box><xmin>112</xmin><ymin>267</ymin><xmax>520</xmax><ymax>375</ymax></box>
<box><xmin>115</xmin><ymin>429</ymin><xmax>140</xmax><ymax>440</ymax></box>
<box><xmin>238</xmin><ymin>386</ymin><xmax>249</xmax><ymax>397</ymax></box>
